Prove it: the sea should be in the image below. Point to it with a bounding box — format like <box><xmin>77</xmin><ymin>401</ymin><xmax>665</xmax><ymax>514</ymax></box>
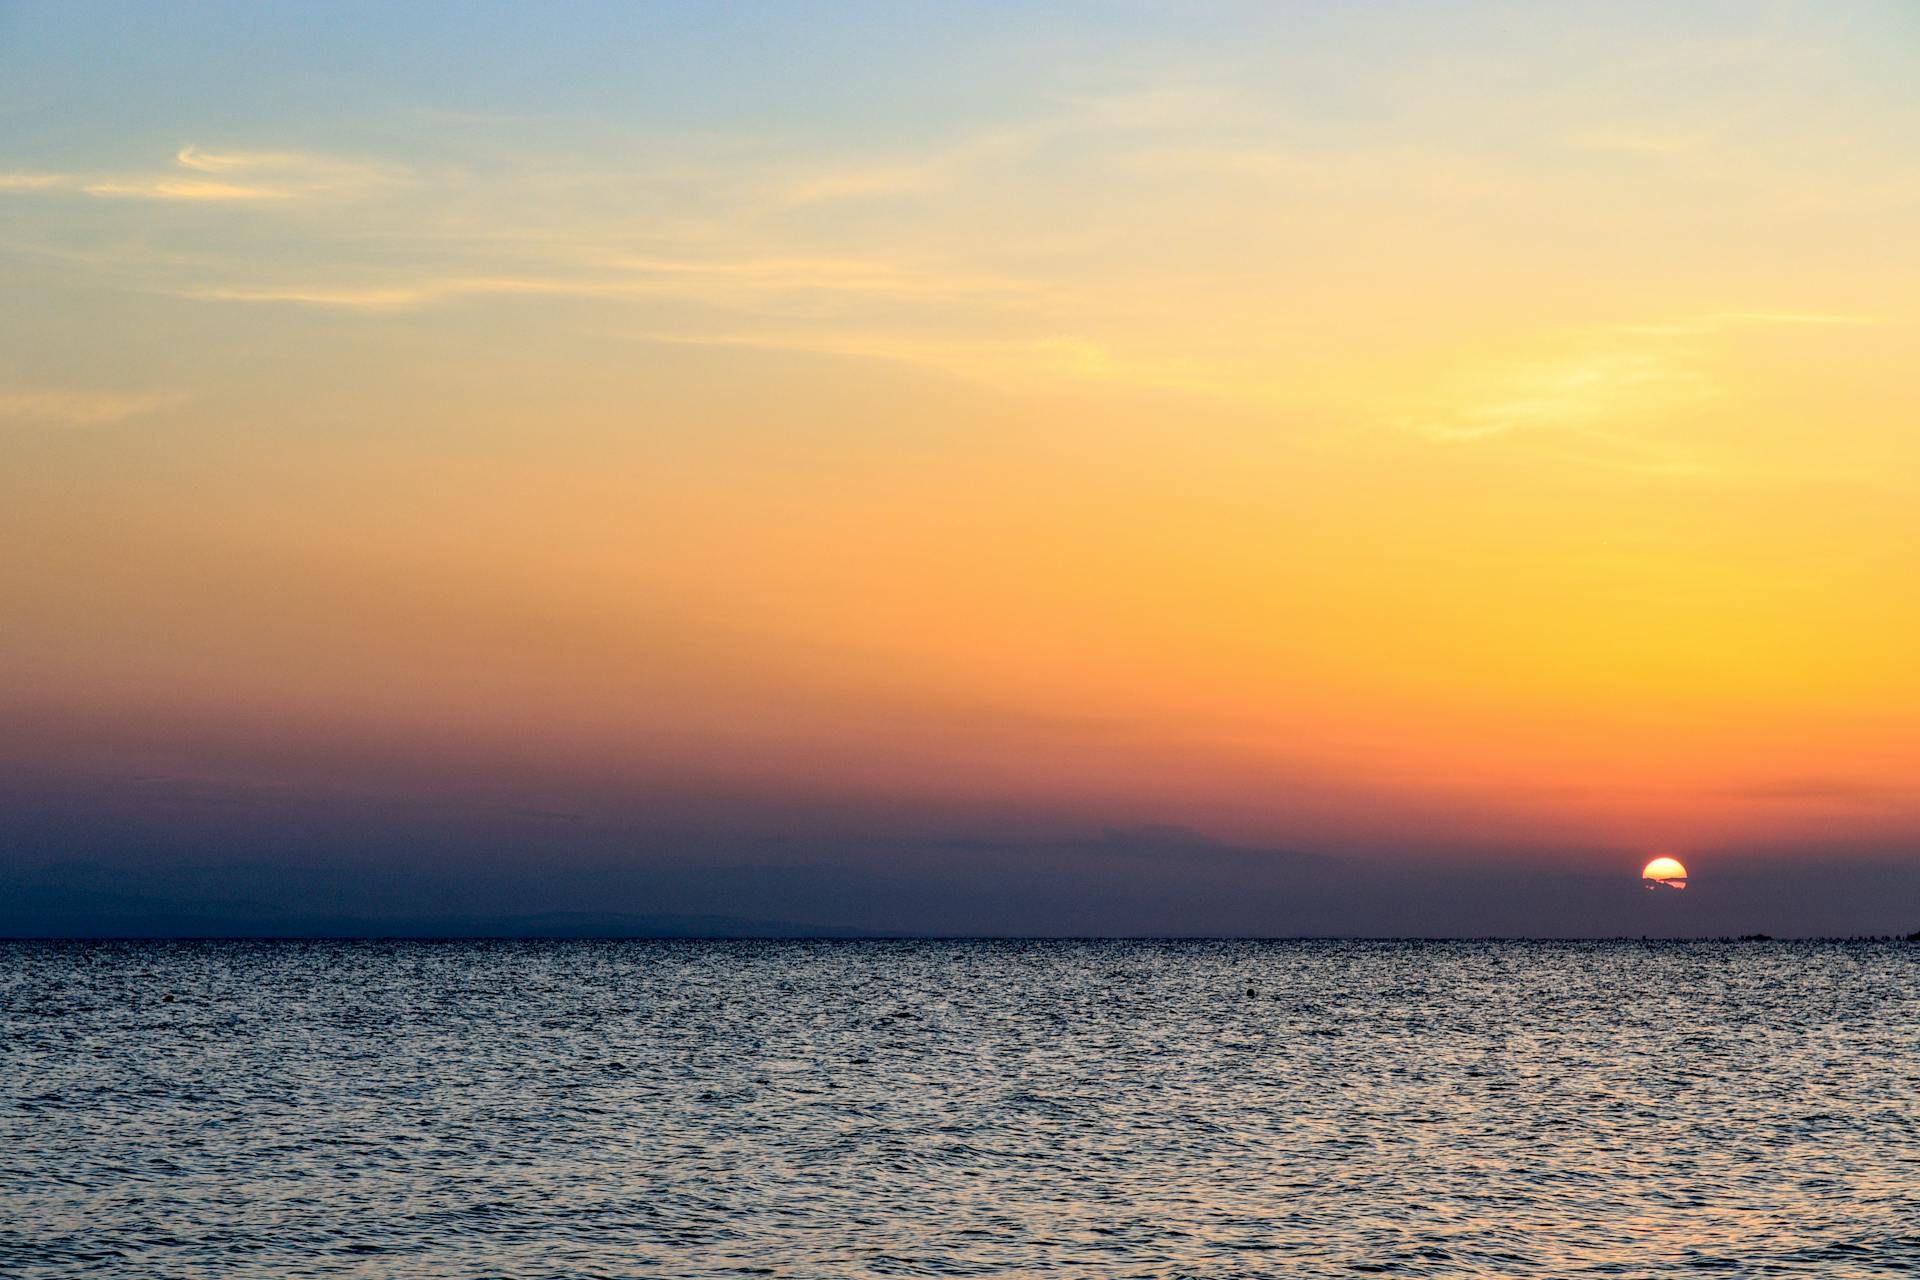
<box><xmin>2</xmin><ymin>940</ymin><xmax>1916</xmax><ymax>1278</ymax></box>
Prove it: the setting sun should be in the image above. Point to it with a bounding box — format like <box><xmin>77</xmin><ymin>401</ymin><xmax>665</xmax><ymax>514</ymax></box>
<box><xmin>1642</xmin><ymin>857</ymin><xmax>1689</xmax><ymax>890</ymax></box>
<box><xmin>6</xmin><ymin>6</ymin><xmax>1920</xmax><ymax>1277</ymax></box>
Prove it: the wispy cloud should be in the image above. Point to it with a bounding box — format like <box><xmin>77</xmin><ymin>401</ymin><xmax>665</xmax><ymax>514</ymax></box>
<box><xmin>192</xmin><ymin>286</ymin><xmax>431</xmax><ymax>309</ymax></box>
<box><xmin>1394</xmin><ymin>307</ymin><xmax>1884</xmax><ymax>459</ymax></box>
<box><xmin>3</xmin><ymin>145</ymin><xmax>400</xmax><ymax>205</ymax></box>
<box><xmin>779</xmin><ymin>116</ymin><xmax>1050</xmax><ymax>207</ymax></box>
<box><xmin>617</xmin><ymin>327</ymin><xmax>1100</xmax><ymax>382</ymax></box>
<box><xmin>0</xmin><ymin>388</ymin><xmax>181</xmax><ymax>426</ymax></box>
<box><xmin>778</xmin><ymin>85</ymin><xmax>1230</xmax><ymax>206</ymax></box>
<box><xmin>186</xmin><ymin>254</ymin><xmax>1031</xmax><ymax>313</ymax></box>
<box><xmin>174</xmin><ymin>146</ymin><xmax>306</xmax><ymax>174</ymax></box>
<box><xmin>602</xmin><ymin>255</ymin><xmax>1025</xmax><ymax>296</ymax></box>
<box><xmin>1403</xmin><ymin>348</ymin><xmax>1710</xmax><ymax>444</ymax></box>
<box><xmin>0</xmin><ymin>172</ymin><xmax>70</xmax><ymax>191</ymax></box>
<box><xmin>84</xmin><ymin>179</ymin><xmax>292</xmax><ymax>202</ymax></box>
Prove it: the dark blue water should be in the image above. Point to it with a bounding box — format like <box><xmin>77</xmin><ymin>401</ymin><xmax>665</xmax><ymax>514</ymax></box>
<box><xmin>3</xmin><ymin>940</ymin><xmax>1916</xmax><ymax>1277</ymax></box>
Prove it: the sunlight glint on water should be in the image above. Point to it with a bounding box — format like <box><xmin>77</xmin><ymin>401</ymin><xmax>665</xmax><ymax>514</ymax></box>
<box><xmin>3</xmin><ymin>940</ymin><xmax>1917</xmax><ymax>1277</ymax></box>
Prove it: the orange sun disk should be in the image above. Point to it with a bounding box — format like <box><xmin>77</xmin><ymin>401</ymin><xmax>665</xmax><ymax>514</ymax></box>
<box><xmin>1641</xmin><ymin>856</ymin><xmax>1688</xmax><ymax>889</ymax></box>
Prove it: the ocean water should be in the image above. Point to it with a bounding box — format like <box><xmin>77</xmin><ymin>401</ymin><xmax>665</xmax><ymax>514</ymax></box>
<box><xmin>2</xmin><ymin>940</ymin><xmax>1916</xmax><ymax>1278</ymax></box>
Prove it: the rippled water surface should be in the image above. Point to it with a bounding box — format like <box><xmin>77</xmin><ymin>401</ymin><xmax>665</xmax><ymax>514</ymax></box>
<box><xmin>3</xmin><ymin>940</ymin><xmax>1917</xmax><ymax>1277</ymax></box>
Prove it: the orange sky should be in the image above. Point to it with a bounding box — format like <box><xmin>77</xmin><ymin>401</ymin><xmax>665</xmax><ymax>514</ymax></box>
<box><xmin>5</xmin><ymin>3</ymin><xmax>1920</xmax><ymax>872</ymax></box>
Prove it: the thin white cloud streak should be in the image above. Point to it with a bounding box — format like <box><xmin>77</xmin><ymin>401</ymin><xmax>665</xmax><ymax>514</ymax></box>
<box><xmin>1405</xmin><ymin>349</ymin><xmax>1711</xmax><ymax>444</ymax></box>
<box><xmin>1373</xmin><ymin>317</ymin><xmax>1885</xmax><ymax>491</ymax></box>
<box><xmin>776</xmin><ymin>84</ymin><xmax>1235</xmax><ymax>206</ymax></box>
<box><xmin>174</xmin><ymin>146</ymin><xmax>309</xmax><ymax>173</ymax></box>
<box><xmin>1402</xmin><ymin>309</ymin><xmax>1887</xmax><ymax>447</ymax></box>
<box><xmin>192</xmin><ymin>286</ymin><xmax>431</xmax><ymax>309</ymax></box>
<box><xmin>8</xmin><ymin>97</ymin><xmax>1901</xmax><ymax>459</ymax></box>
<box><xmin>186</xmin><ymin>255</ymin><xmax>1034</xmax><ymax>311</ymax></box>
<box><xmin>603</xmin><ymin>255</ymin><xmax>1025</xmax><ymax>294</ymax></box>
<box><xmin>85</xmin><ymin>179</ymin><xmax>293</xmax><ymax>202</ymax></box>
<box><xmin>0</xmin><ymin>173</ymin><xmax>71</xmax><ymax>191</ymax></box>
<box><xmin>2</xmin><ymin>146</ymin><xmax>402</xmax><ymax>205</ymax></box>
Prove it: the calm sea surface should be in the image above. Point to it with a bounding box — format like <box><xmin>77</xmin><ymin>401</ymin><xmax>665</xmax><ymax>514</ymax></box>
<box><xmin>3</xmin><ymin>940</ymin><xmax>1916</xmax><ymax>1278</ymax></box>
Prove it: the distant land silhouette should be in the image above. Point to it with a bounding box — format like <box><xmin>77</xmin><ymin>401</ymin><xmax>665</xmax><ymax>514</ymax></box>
<box><xmin>0</xmin><ymin>907</ymin><xmax>871</xmax><ymax>940</ymax></box>
<box><xmin>5</xmin><ymin>834</ymin><xmax>1920</xmax><ymax>939</ymax></box>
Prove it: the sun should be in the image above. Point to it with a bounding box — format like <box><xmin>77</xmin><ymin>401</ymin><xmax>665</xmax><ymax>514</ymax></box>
<box><xmin>1641</xmin><ymin>856</ymin><xmax>1688</xmax><ymax>890</ymax></box>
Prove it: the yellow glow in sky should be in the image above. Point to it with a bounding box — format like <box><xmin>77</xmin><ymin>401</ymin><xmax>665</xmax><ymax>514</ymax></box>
<box><xmin>4</xmin><ymin>3</ymin><xmax>1920</xmax><ymax>859</ymax></box>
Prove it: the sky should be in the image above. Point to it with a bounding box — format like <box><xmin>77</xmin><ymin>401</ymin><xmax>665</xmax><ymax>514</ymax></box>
<box><xmin>4</xmin><ymin>1</ymin><xmax>1920</xmax><ymax>935</ymax></box>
